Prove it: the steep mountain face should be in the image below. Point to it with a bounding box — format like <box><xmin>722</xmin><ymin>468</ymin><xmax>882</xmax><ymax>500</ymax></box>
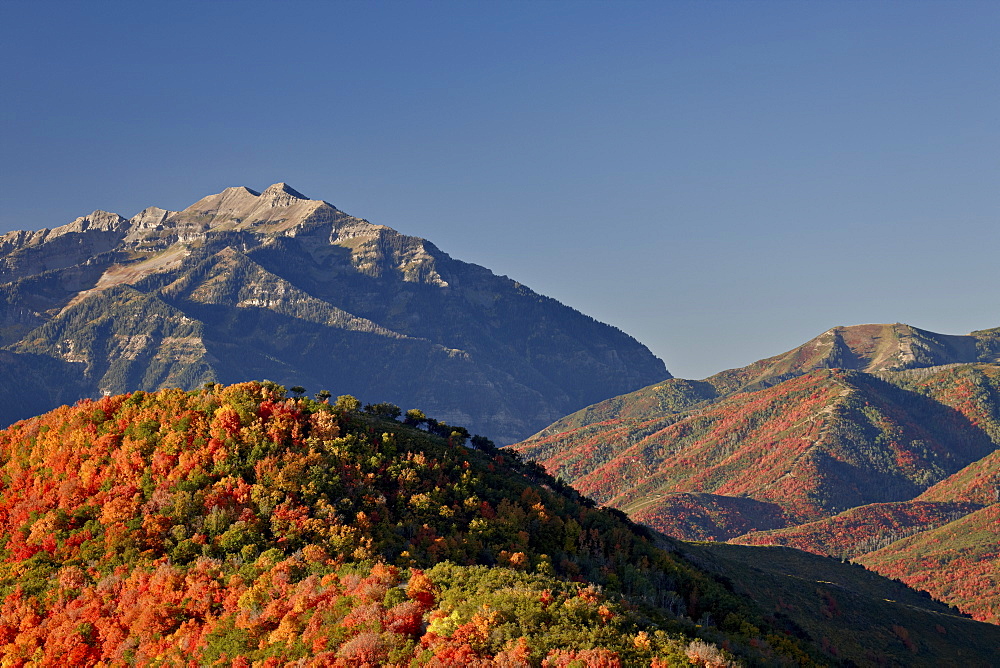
<box><xmin>2</xmin><ymin>384</ymin><xmax>998</xmax><ymax>665</ymax></box>
<box><xmin>514</xmin><ymin>326</ymin><xmax>1000</xmax><ymax>622</ymax></box>
<box><xmin>0</xmin><ymin>183</ymin><xmax>668</xmax><ymax>443</ymax></box>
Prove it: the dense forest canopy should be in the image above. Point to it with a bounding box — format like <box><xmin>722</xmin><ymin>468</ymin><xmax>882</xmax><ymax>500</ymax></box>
<box><xmin>0</xmin><ymin>382</ymin><xmax>819</xmax><ymax>666</ymax></box>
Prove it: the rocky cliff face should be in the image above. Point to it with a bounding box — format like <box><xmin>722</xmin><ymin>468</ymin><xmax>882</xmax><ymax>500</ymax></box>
<box><xmin>0</xmin><ymin>183</ymin><xmax>669</xmax><ymax>443</ymax></box>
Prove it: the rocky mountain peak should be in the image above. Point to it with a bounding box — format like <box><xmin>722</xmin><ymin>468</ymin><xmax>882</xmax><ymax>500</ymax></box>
<box><xmin>0</xmin><ymin>182</ymin><xmax>670</xmax><ymax>443</ymax></box>
<box><xmin>171</xmin><ymin>183</ymin><xmax>324</xmax><ymax>231</ymax></box>
<box><xmin>129</xmin><ymin>206</ymin><xmax>174</xmax><ymax>229</ymax></box>
<box><xmin>260</xmin><ymin>182</ymin><xmax>308</xmax><ymax>202</ymax></box>
<box><xmin>819</xmin><ymin>323</ymin><xmax>982</xmax><ymax>372</ymax></box>
<box><xmin>699</xmin><ymin>323</ymin><xmax>989</xmax><ymax>397</ymax></box>
<box><xmin>48</xmin><ymin>210</ymin><xmax>129</xmax><ymax>239</ymax></box>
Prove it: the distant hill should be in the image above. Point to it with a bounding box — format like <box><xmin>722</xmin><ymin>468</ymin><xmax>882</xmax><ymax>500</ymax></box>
<box><xmin>2</xmin><ymin>383</ymin><xmax>998</xmax><ymax>665</ymax></box>
<box><xmin>515</xmin><ymin>325</ymin><xmax>1000</xmax><ymax>623</ymax></box>
<box><xmin>533</xmin><ymin>323</ymin><xmax>1000</xmax><ymax>438</ymax></box>
<box><xmin>0</xmin><ymin>183</ymin><xmax>669</xmax><ymax>443</ymax></box>
<box><xmin>731</xmin><ymin>431</ymin><xmax>1000</xmax><ymax>625</ymax></box>
<box><xmin>856</xmin><ymin>504</ymin><xmax>999</xmax><ymax>625</ymax></box>
<box><xmin>731</xmin><ymin>446</ymin><xmax>1000</xmax><ymax>560</ymax></box>
<box><xmin>519</xmin><ymin>366</ymin><xmax>998</xmax><ymax>528</ymax></box>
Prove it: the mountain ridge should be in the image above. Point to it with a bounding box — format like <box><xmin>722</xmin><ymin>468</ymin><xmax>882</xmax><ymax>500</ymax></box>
<box><xmin>532</xmin><ymin>323</ymin><xmax>1000</xmax><ymax>440</ymax></box>
<box><xmin>514</xmin><ymin>325</ymin><xmax>1000</xmax><ymax>622</ymax></box>
<box><xmin>0</xmin><ymin>183</ymin><xmax>669</xmax><ymax>443</ymax></box>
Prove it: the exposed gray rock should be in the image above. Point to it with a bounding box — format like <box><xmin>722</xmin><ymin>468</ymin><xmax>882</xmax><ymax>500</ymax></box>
<box><xmin>0</xmin><ymin>183</ymin><xmax>670</xmax><ymax>442</ymax></box>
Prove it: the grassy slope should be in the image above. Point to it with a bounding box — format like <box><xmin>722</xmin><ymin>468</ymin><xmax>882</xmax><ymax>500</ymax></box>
<box><xmin>681</xmin><ymin>541</ymin><xmax>1000</xmax><ymax>667</ymax></box>
<box><xmin>855</xmin><ymin>504</ymin><xmax>1000</xmax><ymax>625</ymax></box>
<box><xmin>729</xmin><ymin>501</ymin><xmax>983</xmax><ymax>557</ymax></box>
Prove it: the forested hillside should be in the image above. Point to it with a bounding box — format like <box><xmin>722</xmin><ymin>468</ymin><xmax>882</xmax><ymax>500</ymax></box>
<box><xmin>515</xmin><ymin>326</ymin><xmax>1000</xmax><ymax>624</ymax></box>
<box><xmin>519</xmin><ymin>368</ymin><xmax>997</xmax><ymax>531</ymax></box>
<box><xmin>855</xmin><ymin>504</ymin><xmax>999</xmax><ymax>625</ymax></box>
<box><xmin>2</xmin><ymin>383</ymin><xmax>997</xmax><ymax>665</ymax></box>
<box><xmin>0</xmin><ymin>383</ymin><xmax>785</xmax><ymax>665</ymax></box>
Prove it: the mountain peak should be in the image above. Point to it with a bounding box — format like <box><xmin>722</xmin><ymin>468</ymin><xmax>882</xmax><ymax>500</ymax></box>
<box><xmin>49</xmin><ymin>210</ymin><xmax>128</xmax><ymax>238</ymax></box>
<box><xmin>256</xmin><ymin>182</ymin><xmax>310</xmax><ymax>209</ymax></box>
<box><xmin>701</xmin><ymin>322</ymin><xmax>989</xmax><ymax>395</ymax></box>
<box><xmin>0</xmin><ymin>181</ymin><xmax>670</xmax><ymax>444</ymax></box>
<box><xmin>129</xmin><ymin>206</ymin><xmax>174</xmax><ymax>229</ymax></box>
<box><xmin>215</xmin><ymin>186</ymin><xmax>261</xmax><ymax>198</ymax></box>
<box><xmin>261</xmin><ymin>182</ymin><xmax>307</xmax><ymax>199</ymax></box>
<box><xmin>172</xmin><ymin>183</ymin><xmax>320</xmax><ymax>229</ymax></box>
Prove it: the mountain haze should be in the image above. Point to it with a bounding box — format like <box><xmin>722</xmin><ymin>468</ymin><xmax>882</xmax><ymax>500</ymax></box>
<box><xmin>0</xmin><ymin>183</ymin><xmax>669</xmax><ymax>443</ymax></box>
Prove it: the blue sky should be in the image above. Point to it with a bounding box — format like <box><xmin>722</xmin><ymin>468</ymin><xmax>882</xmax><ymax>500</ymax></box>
<box><xmin>2</xmin><ymin>0</ymin><xmax>997</xmax><ymax>379</ymax></box>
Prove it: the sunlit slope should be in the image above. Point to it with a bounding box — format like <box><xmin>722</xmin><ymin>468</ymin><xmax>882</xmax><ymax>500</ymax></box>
<box><xmin>728</xmin><ymin>394</ymin><xmax>1000</xmax><ymax>624</ymax></box>
<box><xmin>2</xmin><ymin>384</ymin><xmax>999</xmax><ymax>664</ymax></box>
<box><xmin>519</xmin><ymin>368</ymin><xmax>997</xmax><ymax>535</ymax></box>
<box><xmin>517</xmin><ymin>334</ymin><xmax>1000</xmax><ymax>627</ymax></box>
<box><xmin>532</xmin><ymin>323</ymin><xmax>1000</xmax><ymax>439</ymax></box>
<box><xmin>0</xmin><ymin>183</ymin><xmax>669</xmax><ymax>443</ymax></box>
<box><xmin>0</xmin><ymin>382</ymin><xmax>821</xmax><ymax>665</ymax></box>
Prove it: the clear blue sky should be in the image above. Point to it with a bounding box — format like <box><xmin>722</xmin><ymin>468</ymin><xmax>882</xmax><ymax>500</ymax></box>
<box><xmin>2</xmin><ymin>0</ymin><xmax>997</xmax><ymax>379</ymax></box>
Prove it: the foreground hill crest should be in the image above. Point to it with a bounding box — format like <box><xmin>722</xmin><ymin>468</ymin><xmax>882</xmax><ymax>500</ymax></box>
<box><xmin>0</xmin><ymin>183</ymin><xmax>669</xmax><ymax>443</ymax></box>
<box><xmin>2</xmin><ymin>382</ymin><xmax>997</xmax><ymax>665</ymax></box>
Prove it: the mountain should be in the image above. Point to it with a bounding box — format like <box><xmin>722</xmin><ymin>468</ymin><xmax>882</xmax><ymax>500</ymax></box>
<box><xmin>855</xmin><ymin>504</ymin><xmax>999</xmax><ymax>625</ymax></box>
<box><xmin>731</xmin><ymin>444</ymin><xmax>1000</xmax><ymax>558</ymax></box>
<box><xmin>532</xmin><ymin>323</ymin><xmax>1000</xmax><ymax>439</ymax></box>
<box><xmin>731</xmin><ymin>438</ymin><xmax>1000</xmax><ymax>624</ymax></box>
<box><xmin>514</xmin><ymin>325</ymin><xmax>1000</xmax><ymax>622</ymax></box>
<box><xmin>518</xmin><ymin>365</ymin><xmax>999</xmax><ymax>530</ymax></box>
<box><xmin>0</xmin><ymin>183</ymin><xmax>669</xmax><ymax>443</ymax></box>
<box><xmin>2</xmin><ymin>383</ymin><xmax>998</xmax><ymax>665</ymax></box>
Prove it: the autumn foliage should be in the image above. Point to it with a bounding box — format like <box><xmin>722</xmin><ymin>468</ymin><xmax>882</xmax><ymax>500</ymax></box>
<box><xmin>518</xmin><ymin>364</ymin><xmax>1000</xmax><ymax>624</ymax></box>
<box><xmin>0</xmin><ymin>382</ymin><xmax>771</xmax><ymax>666</ymax></box>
